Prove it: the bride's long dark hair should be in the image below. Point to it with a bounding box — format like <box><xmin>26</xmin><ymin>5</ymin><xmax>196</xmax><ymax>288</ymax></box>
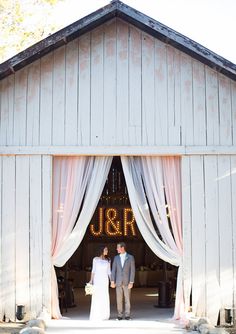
<box><xmin>97</xmin><ymin>245</ymin><xmax>110</xmax><ymax>261</ymax></box>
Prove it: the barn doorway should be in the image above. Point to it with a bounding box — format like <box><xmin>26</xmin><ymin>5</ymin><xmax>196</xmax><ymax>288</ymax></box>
<box><xmin>55</xmin><ymin>157</ymin><xmax>177</xmax><ymax>320</ymax></box>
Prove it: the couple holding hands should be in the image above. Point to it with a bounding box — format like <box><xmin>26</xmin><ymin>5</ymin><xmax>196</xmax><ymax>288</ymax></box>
<box><xmin>88</xmin><ymin>242</ymin><xmax>135</xmax><ymax>321</ymax></box>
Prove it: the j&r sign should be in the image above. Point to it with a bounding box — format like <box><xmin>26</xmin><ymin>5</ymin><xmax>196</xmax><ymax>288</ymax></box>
<box><xmin>89</xmin><ymin>207</ymin><xmax>137</xmax><ymax>237</ymax></box>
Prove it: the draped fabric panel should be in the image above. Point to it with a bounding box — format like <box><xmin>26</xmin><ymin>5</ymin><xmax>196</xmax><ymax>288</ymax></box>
<box><xmin>121</xmin><ymin>156</ymin><xmax>186</xmax><ymax>320</ymax></box>
<box><xmin>162</xmin><ymin>157</ymin><xmax>183</xmax><ymax>252</ymax></box>
<box><xmin>140</xmin><ymin>157</ymin><xmax>179</xmax><ymax>253</ymax></box>
<box><xmin>52</xmin><ymin>156</ymin><xmax>112</xmax><ymax>318</ymax></box>
<box><xmin>52</xmin><ymin>157</ymin><xmax>94</xmax><ymax>262</ymax></box>
<box><xmin>162</xmin><ymin>157</ymin><xmax>188</xmax><ymax>319</ymax></box>
<box><xmin>121</xmin><ymin>156</ymin><xmax>180</xmax><ymax>265</ymax></box>
<box><xmin>51</xmin><ymin>155</ymin><xmax>186</xmax><ymax>320</ymax></box>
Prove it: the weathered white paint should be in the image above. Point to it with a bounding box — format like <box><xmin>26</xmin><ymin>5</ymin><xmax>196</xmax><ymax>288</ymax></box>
<box><xmin>116</xmin><ymin>20</ymin><xmax>129</xmax><ymax>145</ymax></box>
<box><xmin>182</xmin><ymin>155</ymin><xmax>236</xmax><ymax>322</ymax></box>
<box><xmin>40</xmin><ymin>53</ymin><xmax>53</xmax><ymax>146</ymax></box>
<box><xmin>14</xmin><ymin>68</ymin><xmax>27</xmax><ymax>146</ymax></box>
<box><xmin>91</xmin><ymin>25</ymin><xmax>104</xmax><ymax>146</ymax></box>
<box><xmin>27</xmin><ymin>61</ymin><xmax>40</xmax><ymax>146</ymax></box>
<box><xmin>30</xmin><ymin>156</ymin><xmax>43</xmax><ymax>318</ymax></box>
<box><xmin>1</xmin><ymin>145</ymin><xmax>236</xmax><ymax>156</ymax></box>
<box><xmin>65</xmin><ymin>40</ymin><xmax>78</xmax><ymax>146</ymax></box>
<box><xmin>219</xmin><ymin>75</ymin><xmax>232</xmax><ymax>146</ymax></box>
<box><xmin>232</xmin><ymin>156</ymin><xmax>236</xmax><ymax>321</ymax></box>
<box><xmin>191</xmin><ymin>156</ymin><xmax>206</xmax><ymax>315</ymax></box>
<box><xmin>180</xmin><ymin>54</ymin><xmax>194</xmax><ymax>145</ymax></box>
<box><xmin>142</xmin><ymin>32</ymin><xmax>155</xmax><ymax>145</ymax></box>
<box><xmin>15</xmin><ymin>156</ymin><xmax>30</xmax><ymax>320</ymax></box>
<box><xmin>233</xmin><ymin>81</ymin><xmax>236</xmax><ymax>145</ymax></box>
<box><xmin>2</xmin><ymin>156</ymin><xmax>16</xmax><ymax>321</ymax></box>
<box><xmin>204</xmin><ymin>156</ymin><xmax>220</xmax><ymax>323</ymax></box>
<box><xmin>218</xmin><ymin>156</ymin><xmax>233</xmax><ymax>309</ymax></box>
<box><xmin>129</xmin><ymin>25</ymin><xmax>142</xmax><ymax>144</ymax></box>
<box><xmin>42</xmin><ymin>156</ymin><xmax>52</xmax><ymax>315</ymax></box>
<box><xmin>193</xmin><ymin>61</ymin><xmax>206</xmax><ymax>145</ymax></box>
<box><xmin>53</xmin><ymin>47</ymin><xmax>65</xmax><ymax>145</ymax></box>
<box><xmin>104</xmin><ymin>20</ymin><xmax>117</xmax><ymax>145</ymax></box>
<box><xmin>206</xmin><ymin>68</ymin><xmax>220</xmax><ymax>145</ymax></box>
<box><xmin>155</xmin><ymin>39</ymin><xmax>168</xmax><ymax>145</ymax></box>
<box><xmin>181</xmin><ymin>156</ymin><xmax>192</xmax><ymax>312</ymax></box>
<box><xmin>167</xmin><ymin>47</ymin><xmax>181</xmax><ymax>145</ymax></box>
<box><xmin>78</xmin><ymin>33</ymin><xmax>91</xmax><ymax>145</ymax></box>
<box><xmin>0</xmin><ymin>18</ymin><xmax>235</xmax><ymax>149</ymax></box>
<box><xmin>0</xmin><ymin>155</ymin><xmax>52</xmax><ymax>321</ymax></box>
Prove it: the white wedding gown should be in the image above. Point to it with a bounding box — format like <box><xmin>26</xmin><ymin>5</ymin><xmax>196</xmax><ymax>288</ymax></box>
<box><xmin>89</xmin><ymin>257</ymin><xmax>111</xmax><ymax>321</ymax></box>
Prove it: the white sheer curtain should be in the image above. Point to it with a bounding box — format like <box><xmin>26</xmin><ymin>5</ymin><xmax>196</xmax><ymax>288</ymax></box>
<box><xmin>140</xmin><ymin>157</ymin><xmax>179</xmax><ymax>253</ymax></box>
<box><xmin>52</xmin><ymin>156</ymin><xmax>112</xmax><ymax>318</ymax></box>
<box><xmin>121</xmin><ymin>156</ymin><xmax>186</xmax><ymax>320</ymax></box>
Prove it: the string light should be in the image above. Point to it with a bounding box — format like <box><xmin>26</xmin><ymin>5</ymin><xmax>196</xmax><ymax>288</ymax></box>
<box><xmin>90</xmin><ymin>208</ymin><xmax>103</xmax><ymax>236</ymax></box>
<box><xmin>124</xmin><ymin>208</ymin><xmax>136</xmax><ymax>236</ymax></box>
<box><xmin>89</xmin><ymin>207</ymin><xmax>137</xmax><ymax>237</ymax></box>
<box><xmin>56</xmin><ymin>203</ymin><xmax>64</xmax><ymax>213</ymax></box>
<box><xmin>105</xmin><ymin>208</ymin><xmax>122</xmax><ymax>236</ymax></box>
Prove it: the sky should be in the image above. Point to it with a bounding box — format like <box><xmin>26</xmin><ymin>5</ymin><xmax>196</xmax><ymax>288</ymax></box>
<box><xmin>52</xmin><ymin>0</ymin><xmax>236</xmax><ymax>64</ymax></box>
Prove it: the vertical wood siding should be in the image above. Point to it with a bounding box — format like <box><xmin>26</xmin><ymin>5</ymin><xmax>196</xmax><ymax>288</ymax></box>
<box><xmin>0</xmin><ymin>18</ymin><xmax>235</xmax><ymax>148</ymax></box>
<box><xmin>181</xmin><ymin>156</ymin><xmax>192</xmax><ymax>312</ymax></box>
<box><xmin>190</xmin><ymin>156</ymin><xmax>206</xmax><ymax>315</ymax></box>
<box><xmin>182</xmin><ymin>155</ymin><xmax>236</xmax><ymax>323</ymax></box>
<box><xmin>2</xmin><ymin>156</ymin><xmax>15</xmax><ymax>321</ymax></box>
<box><xmin>0</xmin><ymin>155</ymin><xmax>52</xmax><ymax>321</ymax></box>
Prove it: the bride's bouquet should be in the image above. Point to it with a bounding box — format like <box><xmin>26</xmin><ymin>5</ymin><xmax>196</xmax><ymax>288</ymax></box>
<box><xmin>85</xmin><ymin>282</ymin><xmax>94</xmax><ymax>295</ymax></box>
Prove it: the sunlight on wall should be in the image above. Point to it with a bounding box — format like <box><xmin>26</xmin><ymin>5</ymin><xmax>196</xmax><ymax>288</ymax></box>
<box><xmin>205</xmin><ymin>272</ymin><xmax>221</xmax><ymax>325</ymax></box>
<box><xmin>215</xmin><ymin>168</ymin><xmax>236</xmax><ymax>181</ymax></box>
<box><xmin>220</xmin><ymin>269</ymin><xmax>233</xmax><ymax>309</ymax></box>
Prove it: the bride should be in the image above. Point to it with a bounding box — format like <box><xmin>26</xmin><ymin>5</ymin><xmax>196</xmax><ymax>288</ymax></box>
<box><xmin>89</xmin><ymin>245</ymin><xmax>111</xmax><ymax>321</ymax></box>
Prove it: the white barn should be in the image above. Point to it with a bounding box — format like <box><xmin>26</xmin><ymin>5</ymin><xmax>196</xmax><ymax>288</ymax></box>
<box><xmin>0</xmin><ymin>0</ymin><xmax>236</xmax><ymax>325</ymax></box>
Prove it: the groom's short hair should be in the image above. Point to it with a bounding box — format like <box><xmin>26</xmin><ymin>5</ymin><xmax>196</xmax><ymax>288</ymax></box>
<box><xmin>118</xmin><ymin>242</ymin><xmax>126</xmax><ymax>249</ymax></box>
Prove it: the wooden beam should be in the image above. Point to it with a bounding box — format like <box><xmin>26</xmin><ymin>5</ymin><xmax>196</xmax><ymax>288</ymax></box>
<box><xmin>0</xmin><ymin>145</ymin><xmax>236</xmax><ymax>156</ymax></box>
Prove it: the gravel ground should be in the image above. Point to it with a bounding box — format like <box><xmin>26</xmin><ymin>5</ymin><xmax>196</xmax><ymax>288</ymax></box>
<box><xmin>0</xmin><ymin>323</ymin><xmax>24</xmax><ymax>334</ymax></box>
<box><xmin>0</xmin><ymin>323</ymin><xmax>235</xmax><ymax>334</ymax></box>
<box><xmin>226</xmin><ymin>329</ymin><xmax>236</xmax><ymax>334</ymax></box>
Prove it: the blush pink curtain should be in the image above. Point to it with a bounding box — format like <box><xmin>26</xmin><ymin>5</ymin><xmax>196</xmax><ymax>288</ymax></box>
<box><xmin>52</xmin><ymin>157</ymin><xmax>94</xmax><ymax>319</ymax></box>
<box><xmin>51</xmin><ymin>156</ymin><xmax>112</xmax><ymax>319</ymax></box>
<box><xmin>141</xmin><ymin>156</ymin><xmax>186</xmax><ymax>319</ymax></box>
<box><xmin>52</xmin><ymin>157</ymin><xmax>93</xmax><ymax>261</ymax></box>
<box><xmin>162</xmin><ymin>157</ymin><xmax>182</xmax><ymax>252</ymax></box>
<box><xmin>122</xmin><ymin>156</ymin><xmax>188</xmax><ymax>321</ymax></box>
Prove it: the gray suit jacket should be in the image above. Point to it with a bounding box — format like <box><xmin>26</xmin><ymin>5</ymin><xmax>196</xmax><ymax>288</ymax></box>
<box><xmin>111</xmin><ymin>253</ymin><xmax>135</xmax><ymax>286</ymax></box>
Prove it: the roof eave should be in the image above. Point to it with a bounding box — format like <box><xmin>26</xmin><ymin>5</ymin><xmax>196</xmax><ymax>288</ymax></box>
<box><xmin>0</xmin><ymin>1</ymin><xmax>118</xmax><ymax>80</ymax></box>
<box><xmin>0</xmin><ymin>0</ymin><xmax>236</xmax><ymax>81</ymax></box>
<box><xmin>116</xmin><ymin>2</ymin><xmax>236</xmax><ymax>80</ymax></box>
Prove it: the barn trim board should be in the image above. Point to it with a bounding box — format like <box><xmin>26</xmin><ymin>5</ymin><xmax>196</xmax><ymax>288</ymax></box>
<box><xmin>1</xmin><ymin>146</ymin><xmax>236</xmax><ymax>156</ymax></box>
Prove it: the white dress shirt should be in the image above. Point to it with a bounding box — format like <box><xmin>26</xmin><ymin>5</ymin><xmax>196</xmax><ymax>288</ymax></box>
<box><xmin>120</xmin><ymin>252</ymin><xmax>127</xmax><ymax>268</ymax></box>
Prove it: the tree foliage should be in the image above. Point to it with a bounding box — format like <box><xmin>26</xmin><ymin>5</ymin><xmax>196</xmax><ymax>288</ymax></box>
<box><xmin>0</xmin><ymin>0</ymin><xmax>63</xmax><ymax>63</ymax></box>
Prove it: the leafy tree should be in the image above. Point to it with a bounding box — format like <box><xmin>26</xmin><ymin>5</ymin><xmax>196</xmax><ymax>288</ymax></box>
<box><xmin>0</xmin><ymin>0</ymin><xmax>63</xmax><ymax>63</ymax></box>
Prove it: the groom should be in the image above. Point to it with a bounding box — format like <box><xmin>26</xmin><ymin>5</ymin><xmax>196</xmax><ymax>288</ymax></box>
<box><xmin>111</xmin><ymin>242</ymin><xmax>135</xmax><ymax>320</ymax></box>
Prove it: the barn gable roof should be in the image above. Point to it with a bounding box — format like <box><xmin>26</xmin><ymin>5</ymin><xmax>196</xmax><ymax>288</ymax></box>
<box><xmin>0</xmin><ymin>0</ymin><xmax>236</xmax><ymax>81</ymax></box>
